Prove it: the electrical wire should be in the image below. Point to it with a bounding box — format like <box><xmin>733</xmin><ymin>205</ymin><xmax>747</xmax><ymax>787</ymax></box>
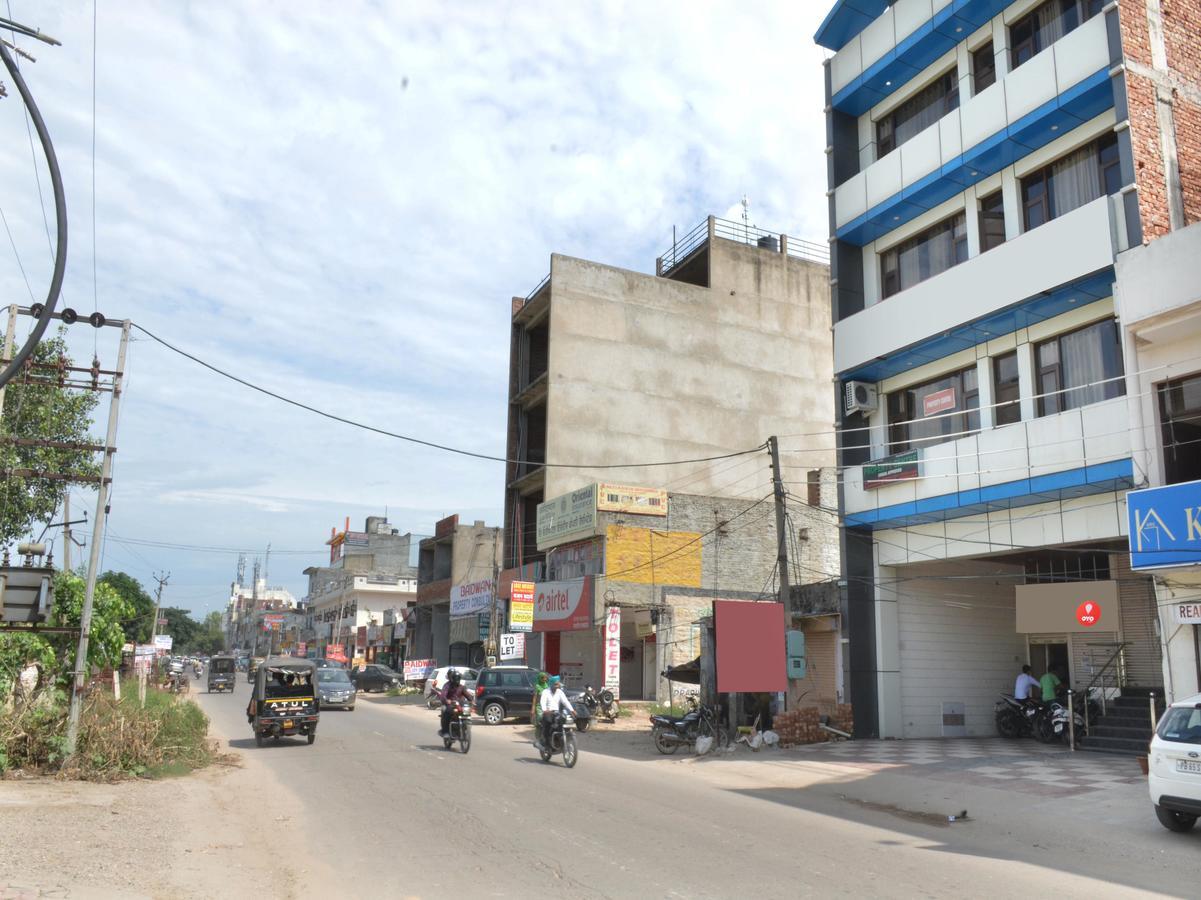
<box><xmin>130</xmin><ymin>322</ymin><xmax>766</xmax><ymax>471</ymax></box>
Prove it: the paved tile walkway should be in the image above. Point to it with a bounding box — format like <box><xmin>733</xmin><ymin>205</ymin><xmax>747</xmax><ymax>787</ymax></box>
<box><xmin>791</xmin><ymin>739</ymin><xmax>1145</xmax><ymax>798</ymax></box>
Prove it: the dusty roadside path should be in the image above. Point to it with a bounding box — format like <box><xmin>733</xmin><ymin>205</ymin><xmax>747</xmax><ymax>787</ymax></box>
<box><xmin>0</xmin><ymin>713</ymin><xmax>334</xmax><ymax>899</ymax></box>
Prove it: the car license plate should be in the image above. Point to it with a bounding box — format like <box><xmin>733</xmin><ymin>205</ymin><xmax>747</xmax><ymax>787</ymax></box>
<box><xmin>1176</xmin><ymin>760</ymin><xmax>1201</xmax><ymax>774</ymax></box>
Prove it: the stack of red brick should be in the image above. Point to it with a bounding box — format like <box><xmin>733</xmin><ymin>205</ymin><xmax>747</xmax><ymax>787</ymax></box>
<box><xmin>772</xmin><ymin>704</ymin><xmax>854</xmax><ymax>747</ymax></box>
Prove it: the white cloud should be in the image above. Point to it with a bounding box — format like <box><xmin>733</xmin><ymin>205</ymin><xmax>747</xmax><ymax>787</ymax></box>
<box><xmin>0</xmin><ymin>1</ymin><xmax>830</xmax><ymax>614</ymax></box>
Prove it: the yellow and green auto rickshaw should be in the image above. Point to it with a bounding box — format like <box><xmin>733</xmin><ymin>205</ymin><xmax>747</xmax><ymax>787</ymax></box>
<box><xmin>246</xmin><ymin>657</ymin><xmax>319</xmax><ymax>747</ymax></box>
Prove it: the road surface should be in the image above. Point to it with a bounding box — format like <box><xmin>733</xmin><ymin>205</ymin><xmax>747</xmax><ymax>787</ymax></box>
<box><xmin>193</xmin><ymin>678</ymin><xmax>1194</xmax><ymax>898</ymax></box>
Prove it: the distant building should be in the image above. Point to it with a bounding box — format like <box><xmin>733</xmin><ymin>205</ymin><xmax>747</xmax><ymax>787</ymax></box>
<box><xmin>224</xmin><ymin>579</ymin><xmax>297</xmax><ymax>654</ymax></box>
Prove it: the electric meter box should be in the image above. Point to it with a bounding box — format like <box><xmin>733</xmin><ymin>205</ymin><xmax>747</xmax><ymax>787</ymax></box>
<box><xmin>786</xmin><ymin>630</ymin><xmax>806</xmax><ymax>679</ymax></box>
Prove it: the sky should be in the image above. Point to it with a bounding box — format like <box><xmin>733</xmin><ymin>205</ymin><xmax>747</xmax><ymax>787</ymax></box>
<box><xmin>0</xmin><ymin>2</ymin><xmax>831</xmax><ymax>617</ymax></box>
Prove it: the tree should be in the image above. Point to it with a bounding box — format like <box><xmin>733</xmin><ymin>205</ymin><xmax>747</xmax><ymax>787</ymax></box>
<box><xmin>189</xmin><ymin>611</ymin><xmax>225</xmax><ymax>655</ymax></box>
<box><xmin>0</xmin><ymin>334</ymin><xmax>101</xmax><ymax>546</ymax></box>
<box><xmin>98</xmin><ymin>571</ymin><xmax>156</xmax><ymax>644</ymax></box>
<box><xmin>159</xmin><ymin>607</ymin><xmax>199</xmax><ymax>651</ymax></box>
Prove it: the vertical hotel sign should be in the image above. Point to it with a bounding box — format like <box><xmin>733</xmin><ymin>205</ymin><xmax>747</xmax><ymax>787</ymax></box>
<box><xmin>603</xmin><ymin>606</ymin><xmax>621</xmax><ymax>697</ymax></box>
<box><xmin>509</xmin><ymin>581</ymin><xmax>534</xmax><ymax>632</ymax></box>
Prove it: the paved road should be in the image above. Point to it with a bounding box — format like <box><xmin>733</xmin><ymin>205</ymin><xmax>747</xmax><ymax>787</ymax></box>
<box><xmin>194</xmin><ymin>679</ymin><xmax>1190</xmax><ymax>898</ymax></box>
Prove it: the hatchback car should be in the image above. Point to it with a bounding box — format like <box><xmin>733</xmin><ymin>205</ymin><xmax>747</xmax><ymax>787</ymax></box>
<box><xmin>316</xmin><ymin>667</ymin><xmax>357</xmax><ymax>710</ymax></box>
<box><xmin>1148</xmin><ymin>691</ymin><xmax>1201</xmax><ymax>832</ymax></box>
<box><xmin>351</xmin><ymin>663</ymin><xmax>404</xmax><ymax>693</ymax></box>
<box><xmin>424</xmin><ymin>666</ymin><xmax>479</xmax><ymax>707</ymax></box>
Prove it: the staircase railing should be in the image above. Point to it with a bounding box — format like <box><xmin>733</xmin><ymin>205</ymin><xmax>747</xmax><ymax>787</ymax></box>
<box><xmin>1081</xmin><ymin>641</ymin><xmax>1128</xmax><ymax>732</ymax></box>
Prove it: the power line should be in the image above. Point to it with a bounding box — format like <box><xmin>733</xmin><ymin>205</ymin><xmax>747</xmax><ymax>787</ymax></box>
<box><xmin>130</xmin><ymin>322</ymin><xmax>766</xmax><ymax>471</ymax></box>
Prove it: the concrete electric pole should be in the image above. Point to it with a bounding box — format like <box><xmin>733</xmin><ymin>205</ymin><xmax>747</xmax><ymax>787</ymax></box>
<box><xmin>767</xmin><ymin>436</ymin><xmax>791</xmax><ymax>609</ymax></box>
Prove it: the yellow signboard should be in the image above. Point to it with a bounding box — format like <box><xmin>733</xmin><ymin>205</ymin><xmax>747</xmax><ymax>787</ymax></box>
<box><xmin>605</xmin><ymin>525</ymin><xmax>702</xmax><ymax>587</ymax></box>
<box><xmin>597</xmin><ymin>483</ymin><xmax>668</xmax><ymax>517</ymax></box>
<box><xmin>509</xmin><ymin>581</ymin><xmax>535</xmax><ymax>632</ymax></box>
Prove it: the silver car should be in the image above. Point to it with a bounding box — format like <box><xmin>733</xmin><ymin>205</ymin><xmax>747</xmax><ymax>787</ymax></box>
<box><xmin>316</xmin><ymin>668</ymin><xmax>357</xmax><ymax>711</ymax></box>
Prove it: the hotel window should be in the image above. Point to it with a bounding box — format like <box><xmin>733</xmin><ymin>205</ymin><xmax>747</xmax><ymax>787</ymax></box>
<box><xmin>876</xmin><ymin>70</ymin><xmax>959</xmax><ymax>157</ymax></box>
<box><xmin>979</xmin><ymin>190</ymin><xmax>1006</xmax><ymax>252</ymax></box>
<box><xmin>887</xmin><ymin>366</ymin><xmax>980</xmax><ymax>452</ymax></box>
<box><xmin>881</xmin><ymin>212</ymin><xmax>967</xmax><ymax>298</ymax></box>
<box><xmin>1035</xmin><ymin>318</ymin><xmax>1125</xmax><ymax>416</ymax></box>
<box><xmin>972</xmin><ymin>42</ymin><xmax>996</xmax><ymax>94</ymax></box>
<box><xmin>1158</xmin><ymin>373</ymin><xmax>1201</xmax><ymax>484</ymax></box>
<box><xmin>1021</xmin><ymin>133</ymin><xmax>1120</xmax><ymax>231</ymax></box>
<box><xmin>993</xmin><ymin>352</ymin><xmax>1022</xmax><ymax>426</ymax></box>
<box><xmin>1010</xmin><ymin>0</ymin><xmax>1103</xmax><ymax>70</ymax></box>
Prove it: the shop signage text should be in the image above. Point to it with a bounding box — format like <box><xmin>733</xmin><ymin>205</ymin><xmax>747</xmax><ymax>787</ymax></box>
<box><xmin>499</xmin><ymin>632</ymin><xmax>525</xmax><ymax>660</ymax></box>
<box><xmin>537</xmin><ymin>486</ymin><xmax>599</xmax><ymax>550</ymax></box>
<box><xmin>403</xmin><ymin>658</ymin><xmax>437</xmax><ymax>681</ymax></box>
<box><xmin>922</xmin><ymin>387</ymin><xmax>956</xmax><ymax>417</ymax></box>
<box><xmin>597</xmin><ymin>483</ymin><xmax>667</xmax><ymax>517</ymax></box>
<box><xmin>153</xmin><ymin>634</ymin><xmax>173</xmax><ymax>650</ymax></box>
<box><xmin>1173</xmin><ymin>602</ymin><xmax>1201</xmax><ymax>625</ymax></box>
<box><xmin>509</xmin><ymin>581</ymin><xmax>534</xmax><ymax>632</ymax></box>
<box><xmin>1127</xmin><ymin>479</ymin><xmax>1201</xmax><ymax>570</ymax></box>
<box><xmin>533</xmin><ymin>577</ymin><xmax>594</xmax><ymax>632</ymax></box>
<box><xmin>603</xmin><ymin>606</ymin><xmax>621</xmax><ymax>697</ymax></box>
<box><xmin>450</xmin><ymin>579</ymin><xmax>494</xmax><ymax>616</ymax></box>
<box><xmin>863</xmin><ymin>449</ymin><xmax>920</xmax><ymax>489</ymax></box>
<box><xmin>1075</xmin><ymin>601</ymin><xmax>1101</xmax><ymax>627</ymax></box>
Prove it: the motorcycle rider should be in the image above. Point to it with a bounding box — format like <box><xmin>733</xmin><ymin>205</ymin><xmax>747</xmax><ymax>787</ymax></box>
<box><xmin>537</xmin><ymin>675</ymin><xmax>575</xmax><ymax>750</ymax></box>
<box><xmin>438</xmin><ymin>670</ymin><xmax>471</xmax><ymax>738</ymax></box>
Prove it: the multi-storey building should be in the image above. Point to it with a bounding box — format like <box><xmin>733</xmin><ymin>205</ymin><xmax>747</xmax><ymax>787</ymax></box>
<box><xmin>501</xmin><ymin>218</ymin><xmax>841</xmax><ymax>705</ymax></box>
<box><xmin>225</xmin><ymin>579</ymin><xmax>297</xmax><ymax>654</ymax></box>
<box><xmin>817</xmin><ymin>0</ymin><xmax>1201</xmax><ymax>739</ymax></box>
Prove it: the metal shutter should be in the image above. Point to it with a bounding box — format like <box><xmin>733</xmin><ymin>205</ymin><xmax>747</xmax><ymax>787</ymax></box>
<box><xmin>1110</xmin><ymin>554</ymin><xmax>1163</xmax><ymax>688</ymax></box>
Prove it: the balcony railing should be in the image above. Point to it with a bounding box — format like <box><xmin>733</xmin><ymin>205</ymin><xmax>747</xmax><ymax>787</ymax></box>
<box><xmin>657</xmin><ymin>215</ymin><xmax>829</xmax><ymax>277</ymax></box>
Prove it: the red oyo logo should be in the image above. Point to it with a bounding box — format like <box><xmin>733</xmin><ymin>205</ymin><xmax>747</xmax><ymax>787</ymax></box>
<box><xmin>1076</xmin><ymin>601</ymin><xmax>1101</xmax><ymax>627</ymax></box>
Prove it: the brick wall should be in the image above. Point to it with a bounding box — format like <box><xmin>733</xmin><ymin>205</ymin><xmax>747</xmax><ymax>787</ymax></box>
<box><xmin>1119</xmin><ymin>0</ymin><xmax>1201</xmax><ymax>240</ymax></box>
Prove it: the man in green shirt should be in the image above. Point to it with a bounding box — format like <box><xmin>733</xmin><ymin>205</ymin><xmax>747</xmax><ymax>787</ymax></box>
<box><xmin>1040</xmin><ymin>666</ymin><xmax>1064</xmax><ymax>702</ymax></box>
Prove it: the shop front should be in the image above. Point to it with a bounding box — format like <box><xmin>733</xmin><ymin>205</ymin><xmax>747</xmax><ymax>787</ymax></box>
<box><xmin>532</xmin><ymin>576</ymin><xmax>600</xmax><ymax>687</ymax></box>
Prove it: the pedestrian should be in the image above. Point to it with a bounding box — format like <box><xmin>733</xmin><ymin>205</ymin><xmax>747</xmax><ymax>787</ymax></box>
<box><xmin>1014</xmin><ymin>664</ymin><xmax>1040</xmax><ymax>700</ymax></box>
<box><xmin>1040</xmin><ymin>664</ymin><xmax>1066</xmax><ymax>702</ymax></box>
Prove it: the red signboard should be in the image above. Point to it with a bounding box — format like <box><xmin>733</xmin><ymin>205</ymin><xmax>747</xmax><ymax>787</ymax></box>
<box><xmin>714</xmin><ymin>600</ymin><xmax>786</xmax><ymax>693</ymax></box>
<box><xmin>533</xmin><ymin>577</ymin><xmax>594</xmax><ymax>632</ymax></box>
<box><xmin>325</xmin><ymin>644</ymin><xmax>347</xmax><ymax>663</ymax></box>
<box><xmin>922</xmin><ymin>387</ymin><xmax>956</xmax><ymax>417</ymax></box>
<box><xmin>1076</xmin><ymin>601</ymin><xmax>1101</xmax><ymax>627</ymax></box>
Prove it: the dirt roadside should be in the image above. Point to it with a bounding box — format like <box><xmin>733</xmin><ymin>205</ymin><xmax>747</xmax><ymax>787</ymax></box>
<box><xmin>0</xmin><ymin>718</ymin><xmax>333</xmax><ymax>899</ymax></box>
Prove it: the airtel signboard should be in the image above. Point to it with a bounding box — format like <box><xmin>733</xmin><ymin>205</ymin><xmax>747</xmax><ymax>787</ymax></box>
<box><xmin>532</xmin><ymin>577</ymin><xmax>595</xmax><ymax>632</ymax></box>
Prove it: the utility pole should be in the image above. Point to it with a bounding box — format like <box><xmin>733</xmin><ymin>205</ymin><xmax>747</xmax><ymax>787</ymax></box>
<box><xmin>487</xmin><ymin>533</ymin><xmax>500</xmax><ymax>663</ymax></box>
<box><xmin>66</xmin><ymin>322</ymin><xmax>131</xmax><ymax>758</ymax></box>
<box><xmin>767</xmin><ymin>436</ymin><xmax>791</xmax><ymax>609</ymax></box>
<box><xmin>62</xmin><ymin>493</ymin><xmax>70</xmax><ymax>572</ymax></box>
<box><xmin>149</xmin><ymin>571</ymin><xmax>170</xmax><ymax>646</ymax></box>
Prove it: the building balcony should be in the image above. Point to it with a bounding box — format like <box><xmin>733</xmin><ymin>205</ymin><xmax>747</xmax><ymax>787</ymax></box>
<box><xmin>834</xmin><ymin>194</ymin><xmax>1128</xmax><ymax>381</ymax></box>
<box><xmin>828</xmin><ymin>0</ymin><xmax>1015</xmax><ymax>114</ymax></box>
<box><xmin>833</xmin><ymin>12</ymin><xmax>1112</xmax><ymax>244</ymax></box>
<box><xmin>843</xmin><ymin>396</ymin><xmax>1134</xmax><ymax>530</ymax></box>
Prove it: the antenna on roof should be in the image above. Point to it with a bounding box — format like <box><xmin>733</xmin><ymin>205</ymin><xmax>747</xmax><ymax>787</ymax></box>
<box><xmin>741</xmin><ymin>195</ymin><xmax>751</xmax><ymax>240</ymax></box>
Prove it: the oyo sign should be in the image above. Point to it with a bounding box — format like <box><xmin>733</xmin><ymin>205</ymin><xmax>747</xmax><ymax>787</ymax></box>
<box><xmin>1076</xmin><ymin>601</ymin><xmax>1101</xmax><ymax>627</ymax></box>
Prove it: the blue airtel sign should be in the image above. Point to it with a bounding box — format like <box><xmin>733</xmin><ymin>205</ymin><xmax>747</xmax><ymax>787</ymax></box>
<box><xmin>1127</xmin><ymin>479</ymin><xmax>1201</xmax><ymax>570</ymax></box>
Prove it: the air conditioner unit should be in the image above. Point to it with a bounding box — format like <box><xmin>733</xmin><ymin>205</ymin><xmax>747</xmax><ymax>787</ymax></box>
<box><xmin>844</xmin><ymin>380</ymin><xmax>878</xmax><ymax>415</ymax></box>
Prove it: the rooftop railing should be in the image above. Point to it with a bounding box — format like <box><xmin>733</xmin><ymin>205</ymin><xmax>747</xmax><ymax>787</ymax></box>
<box><xmin>657</xmin><ymin>215</ymin><xmax>829</xmax><ymax>277</ymax></box>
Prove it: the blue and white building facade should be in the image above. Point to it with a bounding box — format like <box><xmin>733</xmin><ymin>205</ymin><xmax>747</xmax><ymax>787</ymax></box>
<box><xmin>818</xmin><ymin>0</ymin><xmax>1174</xmax><ymax>738</ymax></box>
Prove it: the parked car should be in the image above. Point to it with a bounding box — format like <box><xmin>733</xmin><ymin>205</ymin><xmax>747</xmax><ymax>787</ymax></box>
<box><xmin>424</xmin><ymin>667</ymin><xmax>479</xmax><ymax>708</ymax></box>
<box><xmin>351</xmin><ymin>663</ymin><xmax>404</xmax><ymax>693</ymax></box>
<box><xmin>314</xmin><ymin>658</ymin><xmax>347</xmax><ymax>669</ymax></box>
<box><xmin>316</xmin><ymin>668</ymin><xmax>357</xmax><ymax>710</ymax></box>
<box><xmin>1149</xmin><ymin>691</ymin><xmax>1201</xmax><ymax>832</ymax></box>
<box><xmin>472</xmin><ymin>665</ymin><xmax>539</xmax><ymax>725</ymax></box>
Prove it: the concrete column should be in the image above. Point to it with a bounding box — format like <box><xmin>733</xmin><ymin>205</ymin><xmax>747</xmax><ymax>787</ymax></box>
<box><xmin>992</xmin><ymin>16</ymin><xmax>1010</xmax><ymax>81</ymax></box>
<box><xmin>1001</xmin><ymin>168</ymin><xmax>1022</xmax><ymax>240</ymax></box>
<box><xmin>1016</xmin><ymin>339</ymin><xmax>1037</xmax><ymax>422</ymax></box>
<box><xmin>976</xmin><ymin>355</ymin><xmax>995</xmax><ymax>429</ymax></box>
<box><xmin>965</xmin><ymin>184</ymin><xmax>983</xmax><ymax>259</ymax></box>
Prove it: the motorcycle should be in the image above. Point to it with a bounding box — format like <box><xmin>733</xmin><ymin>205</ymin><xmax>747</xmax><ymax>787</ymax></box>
<box><xmin>168</xmin><ymin>671</ymin><xmax>190</xmax><ymax>694</ymax></box>
<box><xmin>580</xmin><ymin>684</ymin><xmax>621</xmax><ymax>723</ymax></box>
<box><xmin>650</xmin><ymin>697</ymin><xmax>724</xmax><ymax>755</ymax></box>
<box><xmin>994</xmin><ymin>693</ymin><xmax>1042</xmax><ymax>739</ymax></box>
<box><xmin>441</xmin><ymin>700</ymin><xmax>472</xmax><ymax>754</ymax></box>
<box><xmin>538</xmin><ymin>712</ymin><xmax>578</xmax><ymax>768</ymax></box>
<box><xmin>1035</xmin><ymin>694</ymin><xmax>1087</xmax><ymax>744</ymax></box>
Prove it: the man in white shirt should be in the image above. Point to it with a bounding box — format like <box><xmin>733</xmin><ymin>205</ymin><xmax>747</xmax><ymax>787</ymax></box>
<box><xmin>1014</xmin><ymin>664</ymin><xmax>1040</xmax><ymax>701</ymax></box>
<box><xmin>537</xmin><ymin>675</ymin><xmax>575</xmax><ymax>749</ymax></box>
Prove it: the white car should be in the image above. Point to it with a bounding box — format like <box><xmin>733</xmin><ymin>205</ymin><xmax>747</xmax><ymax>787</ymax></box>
<box><xmin>423</xmin><ymin>666</ymin><xmax>479</xmax><ymax>707</ymax></box>
<box><xmin>1149</xmin><ymin>691</ymin><xmax>1201</xmax><ymax>833</ymax></box>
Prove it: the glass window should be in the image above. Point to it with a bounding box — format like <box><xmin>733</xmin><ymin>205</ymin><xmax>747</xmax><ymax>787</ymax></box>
<box><xmin>972</xmin><ymin>42</ymin><xmax>996</xmax><ymax>94</ymax></box>
<box><xmin>880</xmin><ymin>212</ymin><xmax>968</xmax><ymax>298</ymax></box>
<box><xmin>993</xmin><ymin>351</ymin><xmax>1021</xmax><ymax>426</ymax></box>
<box><xmin>1156</xmin><ymin>706</ymin><xmax>1201</xmax><ymax>745</ymax></box>
<box><xmin>1021</xmin><ymin>133</ymin><xmax>1121</xmax><ymax>232</ymax></box>
<box><xmin>979</xmin><ymin>190</ymin><xmax>1006</xmax><ymax>252</ymax></box>
<box><xmin>1158</xmin><ymin>372</ymin><xmax>1201</xmax><ymax>485</ymax></box>
<box><xmin>887</xmin><ymin>366</ymin><xmax>981</xmax><ymax>452</ymax></box>
<box><xmin>1010</xmin><ymin>0</ymin><xmax>1102</xmax><ymax>70</ymax></box>
<box><xmin>1035</xmin><ymin>318</ymin><xmax>1125</xmax><ymax>416</ymax></box>
<box><xmin>876</xmin><ymin>70</ymin><xmax>959</xmax><ymax>157</ymax></box>
<box><xmin>501</xmin><ymin>672</ymin><xmax>526</xmax><ymax>687</ymax></box>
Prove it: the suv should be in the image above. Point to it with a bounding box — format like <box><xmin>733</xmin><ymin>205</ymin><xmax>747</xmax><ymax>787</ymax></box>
<box><xmin>351</xmin><ymin>663</ymin><xmax>403</xmax><ymax>693</ymax></box>
<box><xmin>474</xmin><ymin>665</ymin><xmax>539</xmax><ymax>725</ymax></box>
<box><xmin>1149</xmin><ymin>691</ymin><xmax>1201</xmax><ymax>832</ymax></box>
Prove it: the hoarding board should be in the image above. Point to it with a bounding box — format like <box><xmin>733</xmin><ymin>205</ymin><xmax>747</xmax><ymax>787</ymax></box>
<box><xmin>532</xmin><ymin>577</ymin><xmax>595</xmax><ymax>632</ymax></box>
<box><xmin>1127</xmin><ymin>479</ymin><xmax>1201</xmax><ymax>570</ymax></box>
<box><xmin>153</xmin><ymin>634</ymin><xmax>173</xmax><ymax>651</ymax></box>
<box><xmin>509</xmin><ymin>581</ymin><xmax>534</xmax><ymax>632</ymax></box>
<box><xmin>403</xmin><ymin>658</ymin><xmax>436</xmax><ymax>681</ymax></box>
<box><xmin>450</xmin><ymin>579</ymin><xmax>494</xmax><ymax>616</ymax></box>
<box><xmin>596</xmin><ymin>483</ymin><xmax>667</xmax><ymax>517</ymax></box>
<box><xmin>537</xmin><ymin>485</ymin><xmax>598</xmax><ymax>550</ymax></box>
<box><xmin>863</xmin><ymin>449</ymin><xmax>920</xmax><ymax>489</ymax></box>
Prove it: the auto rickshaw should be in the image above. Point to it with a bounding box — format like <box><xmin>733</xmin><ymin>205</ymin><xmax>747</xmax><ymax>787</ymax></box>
<box><xmin>247</xmin><ymin>656</ymin><xmax>265</xmax><ymax>683</ymax></box>
<box><xmin>207</xmin><ymin>655</ymin><xmax>236</xmax><ymax>693</ymax></box>
<box><xmin>246</xmin><ymin>657</ymin><xmax>319</xmax><ymax>747</ymax></box>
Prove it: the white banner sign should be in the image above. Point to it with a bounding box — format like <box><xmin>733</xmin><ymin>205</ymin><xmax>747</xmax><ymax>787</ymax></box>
<box><xmin>603</xmin><ymin>606</ymin><xmax>621</xmax><ymax>697</ymax></box>
<box><xmin>153</xmin><ymin>634</ymin><xmax>173</xmax><ymax>651</ymax></box>
<box><xmin>450</xmin><ymin>579</ymin><xmax>494</xmax><ymax>616</ymax></box>
<box><xmin>536</xmin><ymin>485</ymin><xmax>598</xmax><ymax>550</ymax></box>
<box><xmin>1173</xmin><ymin>601</ymin><xmax>1201</xmax><ymax>624</ymax></box>
<box><xmin>499</xmin><ymin>632</ymin><xmax>526</xmax><ymax>660</ymax></box>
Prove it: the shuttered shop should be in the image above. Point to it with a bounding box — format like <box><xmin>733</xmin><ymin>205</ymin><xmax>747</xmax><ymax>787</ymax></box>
<box><xmin>1111</xmin><ymin>554</ymin><xmax>1163</xmax><ymax>688</ymax></box>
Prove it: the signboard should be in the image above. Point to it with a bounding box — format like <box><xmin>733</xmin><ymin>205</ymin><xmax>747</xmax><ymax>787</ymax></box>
<box><xmin>325</xmin><ymin>644</ymin><xmax>347</xmax><ymax>663</ymax></box>
<box><xmin>537</xmin><ymin>485</ymin><xmax>598</xmax><ymax>550</ymax></box>
<box><xmin>602</xmin><ymin>606</ymin><xmax>621</xmax><ymax>697</ymax></box>
<box><xmin>153</xmin><ymin>634</ymin><xmax>173</xmax><ymax>651</ymax></box>
<box><xmin>295</xmin><ymin>642</ymin><xmax>307</xmax><ymax>657</ymax></box>
<box><xmin>559</xmin><ymin>661</ymin><xmax>584</xmax><ymax>688</ymax></box>
<box><xmin>1015</xmin><ymin>581</ymin><xmax>1119</xmax><ymax>633</ymax></box>
<box><xmin>1172</xmin><ymin>602</ymin><xmax>1201</xmax><ymax>625</ymax></box>
<box><xmin>499</xmin><ymin>632</ymin><xmax>525</xmax><ymax>660</ymax></box>
<box><xmin>1127</xmin><ymin>478</ymin><xmax>1201</xmax><ymax>570</ymax></box>
<box><xmin>356</xmin><ymin>625</ymin><xmax>367</xmax><ymax>649</ymax></box>
<box><xmin>509</xmin><ymin>581</ymin><xmax>534</xmax><ymax>632</ymax></box>
<box><xmin>863</xmin><ymin>449</ymin><xmax>920</xmax><ymax>489</ymax></box>
<box><xmin>156</xmin><ymin>617</ymin><xmax>168</xmax><ymax>626</ymax></box>
<box><xmin>546</xmin><ymin>538</ymin><xmax>605</xmax><ymax>581</ymax></box>
<box><xmin>532</xmin><ymin>577</ymin><xmax>595</xmax><ymax>632</ymax></box>
<box><xmin>922</xmin><ymin>387</ymin><xmax>957</xmax><ymax>417</ymax></box>
<box><xmin>450</xmin><ymin>579</ymin><xmax>494</xmax><ymax>617</ymax></box>
<box><xmin>596</xmin><ymin>483</ymin><xmax>668</xmax><ymax>517</ymax></box>
<box><xmin>403</xmin><ymin>658</ymin><xmax>437</xmax><ymax>681</ymax></box>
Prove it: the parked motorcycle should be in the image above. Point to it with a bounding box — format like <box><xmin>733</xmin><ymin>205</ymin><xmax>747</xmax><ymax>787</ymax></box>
<box><xmin>441</xmin><ymin>701</ymin><xmax>472</xmax><ymax>754</ymax></box>
<box><xmin>1035</xmin><ymin>695</ymin><xmax>1087</xmax><ymax>744</ymax></box>
<box><xmin>650</xmin><ymin>697</ymin><xmax>723</xmax><ymax>755</ymax></box>
<box><xmin>581</xmin><ymin>684</ymin><xmax>621</xmax><ymax>722</ymax></box>
<box><xmin>538</xmin><ymin>712</ymin><xmax>578</xmax><ymax>768</ymax></box>
<box><xmin>168</xmin><ymin>671</ymin><xmax>190</xmax><ymax>694</ymax></box>
<box><xmin>994</xmin><ymin>693</ymin><xmax>1041</xmax><ymax>739</ymax></box>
